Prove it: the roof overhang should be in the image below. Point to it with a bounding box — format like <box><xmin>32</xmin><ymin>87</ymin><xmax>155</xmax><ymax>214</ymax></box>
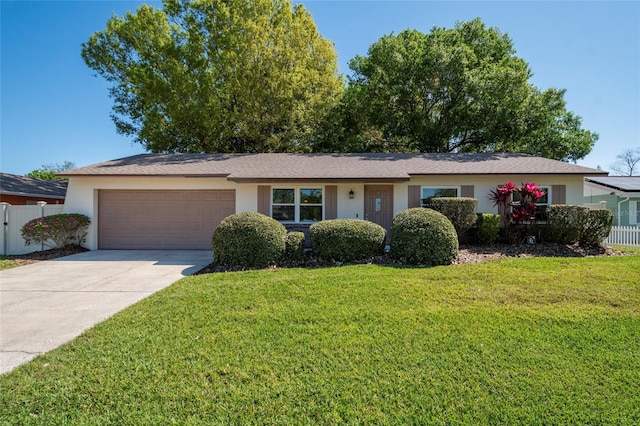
<box><xmin>0</xmin><ymin>191</ymin><xmax>65</xmax><ymax>199</ymax></box>
<box><xmin>584</xmin><ymin>178</ymin><xmax>640</xmax><ymax>196</ymax></box>
<box><xmin>226</xmin><ymin>177</ymin><xmax>410</xmax><ymax>183</ymax></box>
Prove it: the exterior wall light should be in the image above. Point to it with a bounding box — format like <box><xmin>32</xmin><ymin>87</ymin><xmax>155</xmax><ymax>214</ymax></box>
<box><xmin>349</xmin><ymin>189</ymin><xmax>355</xmax><ymax>199</ymax></box>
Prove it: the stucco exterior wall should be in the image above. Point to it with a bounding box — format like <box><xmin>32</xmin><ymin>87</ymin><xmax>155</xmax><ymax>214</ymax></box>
<box><xmin>64</xmin><ymin>176</ymin><xmax>248</xmax><ymax>250</ymax></box>
<box><xmin>397</xmin><ymin>174</ymin><xmax>586</xmax><ymax>213</ymax></box>
<box><xmin>64</xmin><ymin>174</ymin><xmax>589</xmax><ymax>250</ymax></box>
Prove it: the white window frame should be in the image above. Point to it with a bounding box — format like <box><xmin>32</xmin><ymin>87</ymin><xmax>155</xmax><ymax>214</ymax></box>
<box><xmin>512</xmin><ymin>186</ymin><xmax>551</xmax><ymax>206</ymax></box>
<box><xmin>511</xmin><ymin>186</ymin><xmax>551</xmax><ymax>222</ymax></box>
<box><xmin>271</xmin><ymin>187</ymin><xmax>324</xmax><ymax>223</ymax></box>
<box><xmin>630</xmin><ymin>200</ymin><xmax>639</xmax><ymax>226</ymax></box>
<box><xmin>420</xmin><ymin>186</ymin><xmax>460</xmax><ymax>207</ymax></box>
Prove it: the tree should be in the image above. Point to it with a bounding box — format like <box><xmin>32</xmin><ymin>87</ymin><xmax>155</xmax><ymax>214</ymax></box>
<box><xmin>317</xmin><ymin>19</ymin><xmax>597</xmax><ymax>161</ymax></box>
<box><xmin>26</xmin><ymin>162</ymin><xmax>76</xmax><ymax>180</ymax></box>
<box><xmin>81</xmin><ymin>0</ymin><xmax>343</xmax><ymax>154</ymax></box>
<box><xmin>609</xmin><ymin>148</ymin><xmax>640</xmax><ymax>176</ymax></box>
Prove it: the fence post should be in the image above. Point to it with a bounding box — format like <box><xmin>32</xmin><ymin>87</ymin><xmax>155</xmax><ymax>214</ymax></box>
<box><xmin>1</xmin><ymin>202</ymin><xmax>10</xmax><ymax>256</ymax></box>
<box><xmin>37</xmin><ymin>201</ymin><xmax>47</xmax><ymax>251</ymax></box>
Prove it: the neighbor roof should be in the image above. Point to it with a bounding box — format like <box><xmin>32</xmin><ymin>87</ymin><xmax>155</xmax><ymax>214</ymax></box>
<box><xmin>585</xmin><ymin>176</ymin><xmax>640</xmax><ymax>193</ymax></box>
<box><xmin>0</xmin><ymin>173</ymin><xmax>68</xmax><ymax>199</ymax></box>
<box><xmin>60</xmin><ymin>153</ymin><xmax>606</xmax><ymax>182</ymax></box>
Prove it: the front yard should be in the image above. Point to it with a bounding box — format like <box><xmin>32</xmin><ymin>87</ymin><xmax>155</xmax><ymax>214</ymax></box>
<box><xmin>1</xmin><ymin>255</ymin><xmax>639</xmax><ymax>424</ymax></box>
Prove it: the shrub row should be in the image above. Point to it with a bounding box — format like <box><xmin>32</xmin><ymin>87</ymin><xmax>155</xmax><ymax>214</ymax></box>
<box><xmin>212</xmin><ymin>208</ymin><xmax>460</xmax><ymax>268</ymax></box>
<box><xmin>210</xmin><ymin>204</ymin><xmax>614</xmax><ymax>269</ymax></box>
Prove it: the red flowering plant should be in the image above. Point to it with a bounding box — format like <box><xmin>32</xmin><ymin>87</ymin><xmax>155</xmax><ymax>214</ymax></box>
<box><xmin>489</xmin><ymin>182</ymin><xmax>546</xmax><ymax>242</ymax></box>
<box><xmin>21</xmin><ymin>213</ymin><xmax>90</xmax><ymax>250</ymax></box>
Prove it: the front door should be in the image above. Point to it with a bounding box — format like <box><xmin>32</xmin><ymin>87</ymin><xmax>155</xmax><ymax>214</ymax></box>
<box><xmin>364</xmin><ymin>185</ymin><xmax>394</xmax><ymax>240</ymax></box>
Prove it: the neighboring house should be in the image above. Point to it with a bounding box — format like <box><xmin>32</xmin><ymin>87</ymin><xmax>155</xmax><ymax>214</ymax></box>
<box><xmin>584</xmin><ymin>176</ymin><xmax>640</xmax><ymax>226</ymax></box>
<box><xmin>60</xmin><ymin>153</ymin><xmax>606</xmax><ymax>250</ymax></box>
<box><xmin>0</xmin><ymin>173</ymin><xmax>67</xmax><ymax>205</ymax></box>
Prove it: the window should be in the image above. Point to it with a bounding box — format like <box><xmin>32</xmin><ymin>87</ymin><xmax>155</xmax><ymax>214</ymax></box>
<box><xmin>512</xmin><ymin>187</ymin><xmax>549</xmax><ymax>205</ymax></box>
<box><xmin>420</xmin><ymin>186</ymin><xmax>459</xmax><ymax>207</ymax></box>
<box><xmin>272</xmin><ymin>187</ymin><xmax>323</xmax><ymax>222</ymax></box>
<box><xmin>512</xmin><ymin>186</ymin><xmax>550</xmax><ymax>221</ymax></box>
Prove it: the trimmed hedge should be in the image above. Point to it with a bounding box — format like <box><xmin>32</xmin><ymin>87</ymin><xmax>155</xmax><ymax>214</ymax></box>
<box><xmin>389</xmin><ymin>208</ymin><xmax>458</xmax><ymax>266</ymax></box>
<box><xmin>474</xmin><ymin>213</ymin><xmax>500</xmax><ymax>245</ymax></box>
<box><xmin>426</xmin><ymin>197</ymin><xmax>478</xmax><ymax>237</ymax></box>
<box><xmin>285</xmin><ymin>232</ymin><xmax>306</xmax><ymax>263</ymax></box>
<box><xmin>212</xmin><ymin>212</ymin><xmax>286</xmax><ymax>268</ymax></box>
<box><xmin>580</xmin><ymin>209</ymin><xmax>614</xmax><ymax>247</ymax></box>
<box><xmin>310</xmin><ymin>219</ymin><xmax>386</xmax><ymax>262</ymax></box>
<box><xmin>546</xmin><ymin>205</ymin><xmax>613</xmax><ymax>247</ymax></box>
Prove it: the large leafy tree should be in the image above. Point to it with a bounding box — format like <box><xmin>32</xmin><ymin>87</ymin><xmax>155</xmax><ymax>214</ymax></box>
<box><xmin>26</xmin><ymin>162</ymin><xmax>76</xmax><ymax>180</ymax></box>
<box><xmin>316</xmin><ymin>19</ymin><xmax>597</xmax><ymax>161</ymax></box>
<box><xmin>82</xmin><ymin>0</ymin><xmax>343</xmax><ymax>153</ymax></box>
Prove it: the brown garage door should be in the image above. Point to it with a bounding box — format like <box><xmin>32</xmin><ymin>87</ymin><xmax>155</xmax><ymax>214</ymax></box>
<box><xmin>98</xmin><ymin>190</ymin><xmax>235</xmax><ymax>249</ymax></box>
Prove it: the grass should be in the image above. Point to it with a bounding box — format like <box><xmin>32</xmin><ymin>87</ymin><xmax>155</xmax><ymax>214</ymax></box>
<box><xmin>1</xmin><ymin>255</ymin><xmax>639</xmax><ymax>424</ymax></box>
<box><xmin>0</xmin><ymin>257</ymin><xmax>20</xmax><ymax>270</ymax></box>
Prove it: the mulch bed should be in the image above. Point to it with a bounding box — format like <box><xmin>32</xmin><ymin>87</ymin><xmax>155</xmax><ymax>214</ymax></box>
<box><xmin>195</xmin><ymin>243</ymin><xmax>634</xmax><ymax>274</ymax></box>
<box><xmin>5</xmin><ymin>243</ymin><xmax>632</xmax><ymax>272</ymax></box>
<box><xmin>4</xmin><ymin>245</ymin><xmax>89</xmax><ymax>266</ymax></box>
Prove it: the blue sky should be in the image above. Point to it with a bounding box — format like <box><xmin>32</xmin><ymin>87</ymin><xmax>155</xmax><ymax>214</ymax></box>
<box><xmin>1</xmin><ymin>0</ymin><xmax>638</xmax><ymax>176</ymax></box>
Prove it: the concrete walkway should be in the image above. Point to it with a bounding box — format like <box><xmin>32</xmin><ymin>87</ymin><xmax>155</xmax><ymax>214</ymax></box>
<box><xmin>0</xmin><ymin>250</ymin><xmax>212</xmax><ymax>374</ymax></box>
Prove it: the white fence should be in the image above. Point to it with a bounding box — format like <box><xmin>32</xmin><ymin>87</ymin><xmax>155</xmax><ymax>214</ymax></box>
<box><xmin>1</xmin><ymin>203</ymin><xmax>65</xmax><ymax>255</ymax></box>
<box><xmin>606</xmin><ymin>226</ymin><xmax>640</xmax><ymax>248</ymax></box>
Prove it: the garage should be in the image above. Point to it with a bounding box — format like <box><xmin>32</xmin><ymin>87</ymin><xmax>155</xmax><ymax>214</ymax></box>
<box><xmin>98</xmin><ymin>190</ymin><xmax>235</xmax><ymax>249</ymax></box>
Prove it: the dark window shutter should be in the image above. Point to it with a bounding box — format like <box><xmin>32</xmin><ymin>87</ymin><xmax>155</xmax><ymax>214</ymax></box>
<box><xmin>408</xmin><ymin>185</ymin><xmax>421</xmax><ymax>208</ymax></box>
<box><xmin>461</xmin><ymin>185</ymin><xmax>474</xmax><ymax>198</ymax></box>
<box><xmin>257</xmin><ymin>185</ymin><xmax>271</xmax><ymax>215</ymax></box>
<box><xmin>325</xmin><ymin>185</ymin><xmax>337</xmax><ymax>219</ymax></box>
<box><xmin>551</xmin><ymin>185</ymin><xmax>566</xmax><ymax>204</ymax></box>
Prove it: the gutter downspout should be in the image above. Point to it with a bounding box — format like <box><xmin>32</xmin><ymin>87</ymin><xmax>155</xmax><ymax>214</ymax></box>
<box><xmin>618</xmin><ymin>197</ymin><xmax>630</xmax><ymax>226</ymax></box>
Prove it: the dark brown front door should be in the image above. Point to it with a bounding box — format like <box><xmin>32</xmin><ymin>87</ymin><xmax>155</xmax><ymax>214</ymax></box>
<box><xmin>364</xmin><ymin>185</ymin><xmax>394</xmax><ymax>239</ymax></box>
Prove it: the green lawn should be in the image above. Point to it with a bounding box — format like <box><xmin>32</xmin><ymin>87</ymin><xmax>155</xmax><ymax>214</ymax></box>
<box><xmin>1</xmin><ymin>255</ymin><xmax>639</xmax><ymax>424</ymax></box>
<box><xmin>0</xmin><ymin>257</ymin><xmax>20</xmax><ymax>270</ymax></box>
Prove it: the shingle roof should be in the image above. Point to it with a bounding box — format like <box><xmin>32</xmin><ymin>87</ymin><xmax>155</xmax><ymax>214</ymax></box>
<box><xmin>59</xmin><ymin>153</ymin><xmax>606</xmax><ymax>182</ymax></box>
<box><xmin>585</xmin><ymin>176</ymin><xmax>640</xmax><ymax>192</ymax></box>
<box><xmin>0</xmin><ymin>173</ymin><xmax>68</xmax><ymax>199</ymax></box>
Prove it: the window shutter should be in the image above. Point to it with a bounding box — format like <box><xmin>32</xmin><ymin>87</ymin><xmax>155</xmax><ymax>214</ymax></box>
<box><xmin>257</xmin><ymin>185</ymin><xmax>271</xmax><ymax>215</ymax></box>
<box><xmin>461</xmin><ymin>185</ymin><xmax>474</xmax><ymax>198</ymax></box>
<box><xmin>408</xmin><ymin>185</ymin><xmax>421</xmax><ymax>208</ymax></box>
<box><xmin>325</xmin><ymin>185</ymin><xmax>337</xmax><ymax>219</ymax></box>
<box><xmin>551</xmin><ymin>185</ymin><xmax>566</xmax><ymax>204</ymax></box>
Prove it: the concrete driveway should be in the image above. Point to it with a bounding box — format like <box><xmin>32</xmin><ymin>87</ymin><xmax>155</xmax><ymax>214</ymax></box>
<box><xmin>0</xmin><ymin>250</ymin><xmax>212</xmax><ymax>375</ymax></box>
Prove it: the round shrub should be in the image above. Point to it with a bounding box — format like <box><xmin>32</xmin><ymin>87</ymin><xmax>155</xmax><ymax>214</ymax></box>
<box><xmin>211</xmin><ymin>212</ymin><xmax>286</xmax><ymax>268</ymax></box>
<box><xmin>310</xmin><ymin>219</ymin><xmax>386</xmax><ymax>262</ymax></box>
<box><xmin>389</xmin><ymin>208</ymin><xmax>458</xmax><ymax>266</ymax></box>
<box><xmin>285</xmin><ymin>231</ymin><xmax>306</xmax><ymax>263</ymax></box>
<box><xmin>21</xmin><ymin>213</ymin><xmax>90</xmax><ymax>249</ymax></box>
